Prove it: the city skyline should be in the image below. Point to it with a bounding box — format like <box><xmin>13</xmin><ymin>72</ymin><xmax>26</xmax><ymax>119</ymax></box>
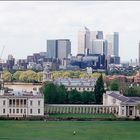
<box><xmin>0</xmin><ymin>1</ymin><xmax>140</xmax><ymax>61</ymax></box>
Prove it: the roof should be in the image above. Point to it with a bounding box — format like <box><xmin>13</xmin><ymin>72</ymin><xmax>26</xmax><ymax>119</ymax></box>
<box><xmin>55</xmin><ymin>78</ymin><xmax>97</xmax><ymax>87</ymax></box>
<box><xmin>109</xmin><ymin>92</ymin><xmax>140</xmax><ymax>104</ymax></box>
<box><xmin>109</xmin><ymin>92</ymin><xmax>128</xmax><ymax>102</ymax></box>
<box><xmin>0</xmin><ymin>90</ymin><xmax>43</xmax><ymax>98</ymax></box>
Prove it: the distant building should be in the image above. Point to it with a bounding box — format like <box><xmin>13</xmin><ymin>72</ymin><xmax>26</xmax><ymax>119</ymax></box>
<box><xmin>54</xmin><ymin>78</ymin><xmax>97</xmax><ymax>92</ymax></box>
<box><xmin>78</xmin><ymin>27</ymin><xmax>91</xmax><ymax>55</ymax></box>
<box><xmin>6</xmin><ymin>55</ymin><xmax>15</xmax><ymax>71</ymax></box>
<box><xmin>46</xmin><ymin>39</ymin><xmax>71</xmax><ymax>59</ymax></box>
<box><xmin>46</xmin><ymin>40</ymin><xmax>57</xmax><ymax>59</ymax></box>
<box><xmin>91</xmin><ymin>39</ymin><xmax>108</xmax><ymax>57</ymax></box>
<box><xmin>106</xmin><ymin>32</ymin><xmax>119</xmax><ymax>57</ymax></box>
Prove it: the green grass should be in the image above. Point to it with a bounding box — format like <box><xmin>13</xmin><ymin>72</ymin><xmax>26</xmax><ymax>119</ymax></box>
<box><xmin>49</xmin><ymin>114</ymin><xmax>115</xmax><ymax>119</ymax></box>
<box><xmin>0</xmin><ymin>121</ymin><xmax>140</xmax><ymax>140</ymax></box>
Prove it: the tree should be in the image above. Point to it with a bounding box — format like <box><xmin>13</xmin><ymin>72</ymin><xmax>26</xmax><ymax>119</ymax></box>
<box><xmin>3</xmin><ymin>71</ymin><xmax>12</xmax><ymax>82</ymax></box>
<box><xmin>37</xmin><ymin>72</ymin><xmax>43</xmax><ymax>82</ymax></box>
<box><xmin>68</xmin><ymin>89</ymin><xmax>81</xmax><ymax>104</ymax></box>
<box><xmin>94</xmin><ymin>74</ymin><xmax>105</xmax><ymax>104</ymax></box>
<box><xmin>12</xmin><ymin>71</ymin><xmax>23</xmax><ymax>81</ymax></box>
<box><xmin>110</xmin><ymin>80</ymin><xmax>119</xmax><ymax>91</ymax></box>
<box><xmin>43</xmin><ymin>82</ymin><xmax>58</xmax><ymax>103</ymax></box>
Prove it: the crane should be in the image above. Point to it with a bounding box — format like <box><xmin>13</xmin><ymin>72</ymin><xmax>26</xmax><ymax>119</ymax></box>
<box><xmin>0</xmin><ymin>45</ymin><xmax>5</xmax><ymax>63</ymax></box>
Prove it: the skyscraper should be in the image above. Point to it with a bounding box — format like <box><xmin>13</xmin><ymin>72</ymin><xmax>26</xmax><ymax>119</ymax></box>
<box><xmin>57</xmin><ymin>39</ymin><xmax>71</xmax><ymax>59</ymax></box>
<box><xmin>92</xmin><ymin>39</ymin><xmax>107</xmax><ymax>56</ymax></box>
<box><xmin>105</xmin><ymin>32</ymin><xmax>119</xmax><ymax>57</ymax></box>
<box><xmin>46</xmin><ymin>39</ymin><xmax>71</xmax><ymax>59</ymax></box>
<box><xmin>78</xmin><ymin>27</ymin><xmax>91</xmax><ymax>55</ymax></box>
<box><xmin>46</xmin><ymin>40</ymin><xmax>57</xmax><ymax>59</ymax></box>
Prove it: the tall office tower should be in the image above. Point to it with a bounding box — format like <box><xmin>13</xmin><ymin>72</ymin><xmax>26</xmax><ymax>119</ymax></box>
<box><xmin>90</xmin><ymin>31</ymin><xmax>103</xmax><ymax>40</ymax></box>
<box><xmin>139</xmin><ymin>41</ymin><xmax>140</xmax><ymax>66</ymax></box>
<box><xmin>92</xmin><ymin>39</ymin><xmax>108</xmax><ymax>56</ymax></box>
<box><xmin>7</xmin><ymin>54</ymin><xmax>15</xmax><ymax>70</ymax></box>
<box><xmin>46</xmin><ymin>40</ymin><xmax>57</xmax><ymax>59</ymax></box>
<box><xmin>57</xmin><ymin>39</ymin><xmax>71</xmax><ymax>59</ymax></box>
<box><xmin>78</xmin><ymin>27</ymin><xmax>91</xmax><ymax>55</ymax></box>
<box><xmin>105</xmin><ymin>32</ymin><xmax>119</xmax><ymax>57</ymax></box>
<box><xmin>47</xmin><ymin>39</ymin><xmax>71</xmax><ymax>59</ymax></box>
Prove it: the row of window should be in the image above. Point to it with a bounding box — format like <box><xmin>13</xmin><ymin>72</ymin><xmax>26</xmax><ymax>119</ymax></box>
<box><xmin>68</xmin><ymin>87</ymin><xmax>94</xmax><ymax>91</ymax></box>
<box><xmin>3</xmin><ymin>108</ymin><xmax>41</xmax><ymax>114</ymax></box>
<box><xmin>2</xmin><ymin>100</ymin><xmax>41</xmax><ymax>106</ymax></box>
<box><xmin>30</xmin><ymin>100</ymin><xmax>41</xmax><ymax>106</ymax></box>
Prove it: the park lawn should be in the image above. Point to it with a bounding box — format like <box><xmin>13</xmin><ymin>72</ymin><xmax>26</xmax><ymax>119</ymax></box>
<box><xmin>0</xmin><ymin>121</ymin><xmax>140</xmax><ymax>140</ymax></box>
<box><xmin>49</xmin><ymin>113</ymin><xmax>116</xmax><ymax>119</ymax></box>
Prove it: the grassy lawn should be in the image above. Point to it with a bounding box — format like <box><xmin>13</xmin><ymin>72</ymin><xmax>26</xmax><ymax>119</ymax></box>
<box><xmin>0</xmin><ymin>121</ymin><xmax>140</xmax><ymax>140</ymax></box>
<box><xmin>49</xmin><ymin>114</ymin><xmax>116</xmax><ymax>119</ymax></box>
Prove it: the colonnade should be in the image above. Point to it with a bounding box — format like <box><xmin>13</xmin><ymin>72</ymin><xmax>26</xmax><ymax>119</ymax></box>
<box><xmin>45</xmin><ymin>104</ymin><xmax>119</xmax><ymax>115</ymax></box>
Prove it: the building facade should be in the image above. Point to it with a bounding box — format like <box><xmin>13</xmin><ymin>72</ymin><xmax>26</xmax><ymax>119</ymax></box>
<box><xmin>0</xmin><ymin>90</ymin><xmax>44</xmax><ymax>118</ymax></box>
<box><xmin>105</xmin><ymin>32</ymin><xmax>119</xmax><ymax>57</ymax></box>
<box><xmin>54</xmin><ymin>78</ymin><xmax>97</xmax><ymax>92</ymax></box>
<box><xmin>46</xmin><ymin>39</ymin><xmax>71</xmax><ymax>59</ymax></box>
<box><xmin>103</xmin><ymin>91</ymin><xmax>140</xmax><ymax>118</ymax></box>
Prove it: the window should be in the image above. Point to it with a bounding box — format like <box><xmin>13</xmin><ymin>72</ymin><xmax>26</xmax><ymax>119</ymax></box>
<box><xmin>122</xmin><ymin>110</ymin><xmax>124</xmax><ymax>115</ymax></box>
<box><xmin>30</xmin><ymin>100</ymin><xmax>33</xmax><ymax>106</ymax></box>
<box><xmin>24</xmin><ymin>109</ymin><xmax>26</xmax><ymax>114</ymax></box>
<box><xmin>3</xmin><ymin>100</ymin><xmax>6</xmax><ymax>106</ymax></box>
<box><xmin>3</xmin><ymin>109</ymin><xmax>5</xmax><ymax>114</ymax></box>
<box><xmin>9</xmin><ymin>109</ymin><xmax>11</xmax><ymax>114</ymax></box>
<box><xmin>38</xmin><ymin>109</ymin><xmax>40</xmax><ymax>114</ymax></box>
<box><xmin>79</xmin><ymin>88</ymin><xmax>81</xmax><ymax>91</ymax></box>
<box><xmin>38</xmin><ymin>101</ymin><xmax>41</xmax><ymax>106</ymax></box>
<box><xmin>16</xmin><ymin>109</ymin><xmax>19</xmax><ymax>113</ymax></box>
<box><xmin>87</xmin><ymin>88</ymin><xmax>89</xmax><ymax>90</ymax></box>
<box><xmin>9</xmin><ymin>100</ymin><xmax>12</xmax><ymax>105</ymax></box>
<box><xmin>24</xmin><ymin>100</ymin><xmax>26</xmax><ymax>105</ymax></box>
<box><xmin>30</xmin><ymin>109</ymin><xmax>32</xmax><ymax>114</ymax></box>
<box><xmin>13</xmin><ymin>109</ymin><xmax>15</xmax><ymax>113</ymax></box>
<box><xmin>21</xmin><ymin>109</ymin><xmax>23</xmax><ymax>113</ymax></box>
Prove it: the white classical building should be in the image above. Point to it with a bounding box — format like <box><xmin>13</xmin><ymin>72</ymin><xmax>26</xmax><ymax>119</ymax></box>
<box><xmin>103</xmin><ymin>91</ymin><xmax>140</xmax><ymax>118</ymax></box>
<box><xmin>54</xmin><ymin>78</ymin><xmax>97</xmax><ymax>92</ymax></box>
<box><xmin>0</xmin><ymin>90</ymin><xmax>44</xmax><ymax>118</ymax></box>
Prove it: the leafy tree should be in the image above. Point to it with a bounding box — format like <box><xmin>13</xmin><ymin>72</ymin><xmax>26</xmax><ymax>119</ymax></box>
<box><xmin>68</xmin><ymin>89</ymin><xmax>81</xmax><ymax>104</ymax></box>
<box><xmin>43</xmin><ymin>82</ymin><xmax>58</xmax><ymax>103</ymax></box>
<box><xmin>3</xmin><ymin>71</ymin><xmax>12</xmax><ymax>82</ymax></box>
<box><xmin>12</xmin><ymin>71</ymin><xmax>23</xmax><ymax>81</ymax></box>
<box><xmin>37</xmin><ymin>72</ymin><xmax>43</xmax><ymax>82</ymax></box>
<box><xmin>81</xmin><ymin>91</ymin><xmax>95</xmax><ymax>104</ymax></box>
<box><xmin>110</xmin><ymin>80</ymin><xmax>119</xmax><ymax>91</ymax></box>
<box><xmin>94</xmin><ymin>74</ymin><xmax>105</xmax><ymax>104</ymax></box>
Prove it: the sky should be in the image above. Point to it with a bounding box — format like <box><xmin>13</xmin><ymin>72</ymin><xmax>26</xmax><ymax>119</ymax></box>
<box><xmin>0</xmin><ymin>1</ymin><xmax>140</xmax><ymax>62</ymax></box>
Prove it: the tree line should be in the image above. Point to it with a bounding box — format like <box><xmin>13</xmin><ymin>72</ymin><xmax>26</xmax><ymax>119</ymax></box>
<box><xmin>42</xmin><ymin>74</ymin><xmax>105</xmax><ymax>104</ymax></box>
<box><xmin>3</xmin><ymin>70</ymin><xmax>43</xmax><ymax>83</ymax></box>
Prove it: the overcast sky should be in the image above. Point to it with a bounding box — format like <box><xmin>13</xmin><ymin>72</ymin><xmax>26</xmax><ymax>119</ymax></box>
<box><xmin>0</xmin><ymin>1</ymin><xmax>140</xmax><ymax>62</ymax></box>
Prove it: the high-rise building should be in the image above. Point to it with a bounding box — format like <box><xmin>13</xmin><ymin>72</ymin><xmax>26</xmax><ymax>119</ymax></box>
<box><xmin>90</xmin><ymin>31</ymin><xmax>103</xmax><ymax>40</ymax></box>
<box><xmin>46</xmin><ymin>39</ymin><xmax>71</xmax><ymax>59</ymax></box>
<box><xmin>57</xmin><ymin>39</ymin><xmax>71</xmax><ymax>59</ymax></box>
<box><xmin>78</xmin><ymin>27</ymin><xmax>91</xmax><ymax>55</ymax></box>
<box><xmin>7</xmin><ymin>55</ymin><xmax>15</xmax><ymax>71</ymax></box>
<box><xmin>46</xmin><ymin>40</ymin><xmax>57</xmax><ymax>59</ymax></box>
<box><xmin>105</xmin><ymin>32</ymin><xmax>119</xmax><ymax>57</ymax></box>
<box><xmin>91</xmin><ymin>39</ymin><xmax>107</xmax><ymax>56</ymax></box>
